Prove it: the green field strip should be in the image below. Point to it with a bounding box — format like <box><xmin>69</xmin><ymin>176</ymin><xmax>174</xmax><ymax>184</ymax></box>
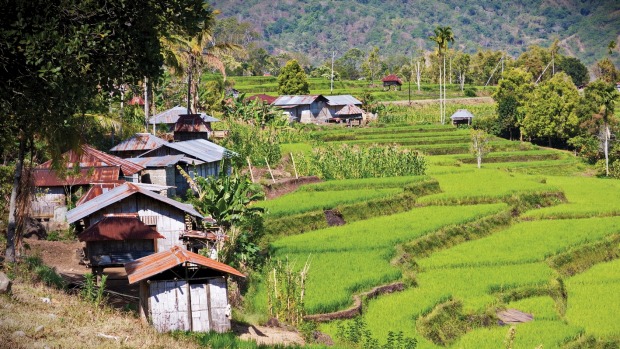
<box><xmin>328</xmin><ymin>135</ymin><xmax>474</xmax><ymax>146</ymax></box>
<box><xmin>566</xmin><ymin>259</ymin><xmax>620</xmax><ymax>337</ymax></box>
<box><xmin>417</xmin><ymin>169</ymin><xmax>554</xmax><ymax>204</ymax></box>
<box><xmin>405</xmin><ymin>140</ymin><xmax>536</xmax><ymax>155</ymax></box>
<box><xmin>355</xmin><ymin>263</ymin><xmax>554</xmax><ymax>342</ymax></box>
<box><xmin>257</xmin><ymin>188</ymin><xmax>402</xmax><ymax>218</ymax></box>
<box><xmin>453</xmin><ymin>320</ymin><xmax>583</xmax><ymax>349</ymax></box>
<box><xmin>320</xmin><ymin>131</ymin><xmax>469</xmax><ymax>142</ymax></box>
<box><xmin>267</xmin><ymin>204</ymin><xmax>506</xmax><ymax>314</ymax></box>
<box><xmin>418</xmin><ymin>216</ymin><xmax>620</xmax><ymax>270</ymax></box>
<box><xmin>523</xmin><ymin>176</ymin><xmax>620</xmax><ymax>219</ymax></box>
<box><xmin>294</xmin><ymin>175</ymin><xmax>430</xmax><ymax>192</ymax></box>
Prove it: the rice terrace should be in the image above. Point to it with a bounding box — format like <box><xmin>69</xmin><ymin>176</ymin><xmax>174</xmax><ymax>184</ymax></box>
<box><xmin>245</xmin><ymin>119</ymin><xmax>620</xmax><ymax>349</ymax></box>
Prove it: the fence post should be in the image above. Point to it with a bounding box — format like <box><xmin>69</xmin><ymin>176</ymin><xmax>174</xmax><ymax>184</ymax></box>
<box><xmin>290</xmin><ymin>152</ymin><xmax>299</xmax><ymax>179</ymax></box>
<box><xmin>246</xmin><ymin>157</ymin><xmax>255</xmax><ymax>183</ymax></box>
<box><xmin>265</xmin><ymin>158</ymin><xmax>276</xmax><ymax>183</ymax></box>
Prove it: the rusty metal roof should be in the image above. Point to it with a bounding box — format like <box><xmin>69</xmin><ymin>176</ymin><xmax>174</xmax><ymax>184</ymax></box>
<box><xmin>247</xmin><ymin>94</ymin><xmax>277</xmax><ymax>104</ymax></box>
<box><xmin>77</xmin><ymin>216</ymin><xmax>165</xmax><ymax>242</ymax></box>
<box><xmin>38</xmin><ymin>144</ymin><xmax>144</xmax><ymax>176</ymax></box>
<box><xmin>149</xmin><ymin>106</ymin><xmax>219</xmax><ymax>125</ymax></box>
<box><xmin>75</xmin><ymin>182</ymin><xmax>172</xmax><ymax>206</ymax></box>
<box><xmin>174</xmin><ymin>114</ymin><xmax>211</xmax><ymax>133</ymax></box>
<box><xmin>382</xmin><ymin>74</ymin><xmax>403</xmax><ymax>84</ymax></box>
<box><xmin>33</xmin><ymin>167</ymin><xmax>121</xmax><ymax>187</ymax></box>
<box><xmin>325</xmin><ymin>95</ymin><xmax>362</xmax><ymax>106</ymax></box>
<box><xmin>272</xmin><ymin>95</ymin><xmax>328</xmax><ymax>106</ymax></box>
<box><xmin>110</xmin><ymin>133</ymin><xmax>168</xmax><ymax>153</ymax></box>
<box><xmin>126</xmin><ymin>154</ymin><xmax>203</xmax><ymax>168</ymax></box>
<box><xmin>335</xmin><ymin>104</ymin><xmax>365</xmax><ymax>115</ymax></box>
<box><xmin>66</xmin><ymin>182</ymin><xmax>203</xmax><ymax>223</ymax></box>
<box><xmin>125</xmin><ymin>245</ymin><xmax>245</xmax><ymax>284</ymax></box>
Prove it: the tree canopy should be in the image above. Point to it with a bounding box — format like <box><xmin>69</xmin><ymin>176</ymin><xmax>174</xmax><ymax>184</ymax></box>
<box><xmin>277</xmin><ymin>59</ymin><xmax>310</xmax><ymax>95</ymax></box>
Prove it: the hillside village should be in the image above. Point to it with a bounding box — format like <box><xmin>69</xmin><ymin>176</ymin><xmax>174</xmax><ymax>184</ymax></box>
<box><xmin>2</xmin><ymin>1</ymin><xmax>620</xmax><ymax>349</ymax></box>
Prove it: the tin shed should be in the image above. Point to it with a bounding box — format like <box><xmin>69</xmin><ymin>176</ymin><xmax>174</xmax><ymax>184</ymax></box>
<box><xmin>125</xmin><ymin>246</ymin><xmax>244</xmax><ymax>333</ymax></box>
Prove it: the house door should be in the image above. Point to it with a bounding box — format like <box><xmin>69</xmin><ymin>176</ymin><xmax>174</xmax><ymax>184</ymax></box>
<box><xmin>149</xmin><ymin>280</ymin><xmax>189</xmax><ymax>332</ymax></box>
<box><xmin>190</xmin><ymin>283</ymin><xmax>210</xmax><ymax>332</ymax></box>
<box><xmin>208</xmin><ymin>277</ymin><xmax>231</xmax><ymax>332</ymax></box>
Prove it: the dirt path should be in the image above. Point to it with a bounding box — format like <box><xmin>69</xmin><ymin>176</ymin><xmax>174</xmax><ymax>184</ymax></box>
<box><xmin>382</xmin><ymin>96</ymin><xmax>494</xmax><ymax>105</ymax></box>
<box><xmin>23</xmin><ymin>238</ymin><xmax>305</xmax><ymax>346</ymax></box>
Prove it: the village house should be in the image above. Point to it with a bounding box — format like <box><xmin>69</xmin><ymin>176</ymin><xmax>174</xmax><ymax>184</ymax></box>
<box><xmin>137</xmin><ymin>139</ymin><xmax>235</xmax><ymax>197</ymax></box>
<box><xmin>31</xmin><ymin>144</ymin><xmax>145</xmax><ymax>227</ymax></box>
<box><xmin>125</xmin><ymin>246</ymin><xmax>244</xmax><ymax>333</ymax></box>
<box><xmin>126</xmin><ymin>155</ymin><xmax>198</xmax><ymax>197</ymax></box>
<box><xmin>272</xmin><ymin>94</ymin><xmax>366</xmax><ymax>124</ymax></box>
<box><xmin>66</xmin><ymin>182</ymin><xmax>216</xmax><ymax>274</ymax></box>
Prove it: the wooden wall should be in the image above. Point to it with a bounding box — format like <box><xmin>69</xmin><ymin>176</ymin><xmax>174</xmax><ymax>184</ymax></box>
<box><xmin>88</xmin><ymin>195</ymin><xmax>188</xmax><ymax>251</ymax></box>
<box><xmin>145</xmin><ymin>276</ymin><xmax>230</xmax><ymax>333</ymax></box>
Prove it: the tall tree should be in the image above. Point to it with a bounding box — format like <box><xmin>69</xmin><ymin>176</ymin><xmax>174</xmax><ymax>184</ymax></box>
<box><xmin>493</xmin><ymin>68</ymin><xmax>534</xmax><ymax>141</ymax></box>
<box><xmin>429</xmin><ymin>26</ymin><xmax>454</xmax><ymax>124</ymax></box>
<box><xmin>277</xmin><ymin>59</ymin><xmax>310</xmax><ymax>95</ymax></box>
<box><xmin>362</xmin><ymin>46</ymin><xmax>382</xmax><ymax>83</ymax></box>
<box><xmin>521</xmin><ymin>72</ymin><xmax>580</xmax><ymax>146</ymax></box>
<box><xmin>0</xmin><ymin>0</ymin><xmax>210</xmax><ymax>262</ymax></box>
<box><xmin>557</xmin><ymin>56</ymin><xmax>589</xmax><ymax>86</ymax></box>
<box><xmin>593</xmin><ymin>58</ymin><xmax>620</xmax><ymax>84</ymax></box>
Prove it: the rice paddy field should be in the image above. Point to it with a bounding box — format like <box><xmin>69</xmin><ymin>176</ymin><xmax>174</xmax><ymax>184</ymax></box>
<box><xmin>248</xmin><ymin>121</ymin><xmax>620</xmax><ymax>348</ymax></box>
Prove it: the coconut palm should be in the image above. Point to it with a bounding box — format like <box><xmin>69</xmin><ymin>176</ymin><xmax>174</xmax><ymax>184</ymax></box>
<box><xmin>429</xmin><ymin>26</ymin><xmax>455</xmax><ymax>124</ymax></box>
<box><xmin>429</xmin><ymin>28</ymin><xmax>444</xmax><ymax>123</ymax></box>
<box><xmin>161</xmin><ymin>11</ymin><xmax>243</xmax><ymax>113</ymax></box>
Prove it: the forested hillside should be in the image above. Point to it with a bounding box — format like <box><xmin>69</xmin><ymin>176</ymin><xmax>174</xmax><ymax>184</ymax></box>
<box><xmin>211</xmin><ymin>0</ymin><xmax>619</xmax><ymax>68</ymax></box>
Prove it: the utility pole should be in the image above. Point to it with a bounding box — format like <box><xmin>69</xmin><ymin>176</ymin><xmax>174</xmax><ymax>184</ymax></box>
<box><xmin>330</xmin><ymin>51</ymin><xmax>335</xmax><ymax>94</ymax></box>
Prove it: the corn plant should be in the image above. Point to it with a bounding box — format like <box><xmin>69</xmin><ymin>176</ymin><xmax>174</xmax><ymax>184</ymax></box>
<box><xmin>266</xmin><ymin>256</ymin><xmax>310</xmax><ymax>326</ymax></box>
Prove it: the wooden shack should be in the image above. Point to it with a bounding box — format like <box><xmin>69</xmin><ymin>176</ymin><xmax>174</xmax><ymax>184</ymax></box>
<box><xmin>272</xmin><ymin>95</ymin><xmax>331</xmax><ymax>124</ymax></box>
<box><xmin>125</xmin><ymin>246</ymin><xmax>245</xmax><ymax>333</ymax></box>
<box><xmin>67</xmin><ymin>182</ymin><xmax>205</xmax><ymax>253</ymax></box>
<box><xmin>381</xmin><ymin>74</ymin><xmax>403</xmax><ymax>91</ymax></box>
<box><xmin>77</xmin><ymin>216</ymin><xmax>165</xmax><ymax>274</ymax></box>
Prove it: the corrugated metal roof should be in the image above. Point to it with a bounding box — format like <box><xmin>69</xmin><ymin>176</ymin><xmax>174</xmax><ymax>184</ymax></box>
<box><xmin>78</xmin><ymin>216</ymin><xmax>165</xmax><ymax>242</ymax></box>
<box><xmin>76</xmin><ymin>182</ymin><xmax>173</xmax><ymax>206</ymax></box>
<box><xmin>325</xmin><ymin>95</ymin><xmax>362</xmax><ymax>106</ymax></box>
<box><xmin>450</xmin><ymin>109</ymin><xmax>475</xmax><ymax>120</ymax></box>
<box><xmin>272</xmin><ymin>95</ymin><xmax>328</xmax><ymax>106</ymax></box>
<box><xmin>125</xmin><ymin>246</ymin><xmax>245</xmax><ymax>284</ymax></box>
<box><xmin>174</xmin><ymin>114</ymin><xmax>211</xmax><ymax>133</ymax></box>
<box><xmin>66</xmin><ymin>182</ymin><xmax>203</xmax><ymax>223</ymax></box>
<box><xmin>38</xmin><ymin>144</ymin><xmax>144</xmax><ymax>176</ymax></box>
<box><xmin>127</xmin><ymin>154</ymin><xmax>188</xmax><ymax>167</ymax></box>
<box><xmin>247</xmin><ymin>94</ymin><xmax>277</xmax><ymax>104</ymax></box>
<box><xmin>33</xmin><ymin>167</ymin><xmax>121</xmax><ymax>187</ymax></box>
<box><xmin>110</xmin><ymin>133</ymin><xmax>168</xmax><ymax>153</ymax></box>
<box><xmin>145</xmin><ymin>139</ymin><xmax>233</xmax><ymax>163</ymax></box>
<box><xmin>149</xmin><ymin>106</ymin><xmax>219</xmax><ymax>125</ymax></box>
<box><xmin>335</xmin><ymin>104</ymin><xmax>365</xmax><ymax>115</ymax></box>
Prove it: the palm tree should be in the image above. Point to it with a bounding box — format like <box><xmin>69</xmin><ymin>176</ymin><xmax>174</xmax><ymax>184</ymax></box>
<box><xmin>161</xmin><ymin>11</ymin><xmax>243</xmax><ymax>113</ymax></box>
<box><xmin>429</xmin><ymin>26</ymin><xmax>454</xmax><ymax>124</ymax></box>
<box><xmin>609</xmin><ymin>40</ymin><xmax>617</xmax><ymax>55</ymax></box>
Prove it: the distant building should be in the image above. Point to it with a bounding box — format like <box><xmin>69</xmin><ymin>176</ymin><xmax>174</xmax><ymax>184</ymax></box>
<box><xmin>173</xmin><ymin>114</ymin><xmax>213</xmax><ymax>141</ymax></box>
<box><xmin>450</xmin><ymin>109</ymin><xmax>475</xmax><ymax>126</ymax></box>
<box><xmin>325</xmin><ymin>95</ymin><xmax>364</xmax><ymax>124</ymax></box>
<box><xmin>110</xmin><ymin>133</ymin><xmax>169</xmax><ymax>158</ymax></box>
<box><xmin>272</xmin><ymin>94</ymin><xmax>366</xmax><ymax>124</ymax></box>
<box><xmin>382</xmin><ymin>74</ymin><xmax>403</xmax><ymax>91</ymax></box>
<box><xmin>247</xmin><ymin>94</ymin><xmax>277</xmax><ymax>104</ymax></box>
<box><xmin>149</xmin><ymin>106</ymin><xmax>219</xmax><ymax>134</ymax></box>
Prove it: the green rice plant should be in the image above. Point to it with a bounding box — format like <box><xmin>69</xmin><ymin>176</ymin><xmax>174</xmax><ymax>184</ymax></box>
<box><xmin>296</xmin><ymin>175</ymin><xmax>429</xmax><ymax>192</ymax></box>
<box><xmin>565</xmin><ymin>259</ymin><xmax>620</xmax><ymax>337</ymax></box>
<box><xmin>523</xmin><ymin>176</ymin><xmax>620</xmax><ymax>219</ymax></box>
<box><xmin>505</xmin><ymin>296</ymin><xmax>560</xmax><ymax>321</ymax></box>
<box><xmin>355</xmin><ymin>263</ymin><xmax>554</xmax><ymax>342</ymax></box>
<box><xmin>453</xmin><ymin>320</ymin><xmax>583</xmax><ymax>349</ymax></box>
<box><xmin>547</xmin><ymin>234</ymin><xmax>620</xmax><ymax>276</ymax></box>
<box><xmin>417</xmin><ymin>169</ymin><xmax>554</xmax><ymax>205</ymax></box>
<box><xmin>419</xmin><ymin>216</ymin><xmax>620</xmax><ymax>270</ymax></box>
<box><xmin>258</xmin><ymin>188</ymin><xmax>402</xmax><ymax>218</ymax></box>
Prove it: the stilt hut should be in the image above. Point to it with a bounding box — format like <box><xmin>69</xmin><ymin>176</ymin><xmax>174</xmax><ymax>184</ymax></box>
<box><xmin>450</xmin><ymin>109</ymin><xmax>475</xmax><ymax>126</ymax></box>
<box><xmin>125</xmin><ymin>246</ymin><xmax>245</xmax><ymax>333</ymax></box>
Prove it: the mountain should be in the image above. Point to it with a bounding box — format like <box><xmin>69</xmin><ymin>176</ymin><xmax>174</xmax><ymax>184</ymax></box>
<box><xmin>210</xmin><ymin>0</ymin><xmax>620</xmax><ymax>68</ymax></box>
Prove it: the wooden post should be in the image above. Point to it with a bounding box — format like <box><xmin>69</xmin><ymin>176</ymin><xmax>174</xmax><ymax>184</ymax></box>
<box><xmin>246</xmin><ymin>157</ymin><xmax>254</xmax><ymax>183</ymax></box>
<box><xmin>265</xmin><ymin>158</ymin><xmax>276</xmax><ymax>183</ymax></box>
<box><xmin>290</xmin><ymin>152</ymin><xmax>299</xmax><ymax>179</ymax></box>
<box><xmin>139</xmin><ymin>281</ymin><xmax>150</xmax><ymax>324</ymax></box>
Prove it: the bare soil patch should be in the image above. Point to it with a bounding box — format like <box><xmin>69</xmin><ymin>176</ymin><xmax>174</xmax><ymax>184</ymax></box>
<box><xmin>263</xmin><ymin>176</ymin><xmax>322</xmax><ymax>199</ymax></box>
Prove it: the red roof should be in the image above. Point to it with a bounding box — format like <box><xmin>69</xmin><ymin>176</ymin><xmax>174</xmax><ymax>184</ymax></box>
<box><xmin>125</xmin><ymin>246</ymin><xmax>245</xmax><ymax>284</ymax></box>
<box><xmin>174</xmin><ymin>114</ymin><xmax>211</xmax><ymax>133</ymax></box>
<box><xmin>33</xmin><ymin>167</ymin><xmax>121</xmax><ymax>187</ymax></box>
<box><xmin>110</xmin><ymin>133</ymin><xmax>168</xmax><ymax>153</ymax></box>
<box><xmin>77</xmin><ymin>216</ymin><xmax>165</xmax><ymax>242</ymax></box>
<box><xmin>75</xmin><ymin>182</ymin><xmax>125</xmax><ymax>206</ymax></box>
<box><xmin>247</xmin><ymin>94</ymin><xmax>277</xmax><ymax>104</ymax></box>
<box><xmin>38</xmin><ymin>144</ymin><xmax>144</xmax><ymax>176</ymax></box>
<box><xmin>128</xmin><ymin>96</ymin><xmax>145</xmax><ymax>105</ymax></box>
<box><xmin>382</xmin><ymin>74</ymin><xmax>403</xmax><ymax>84</ymax></box>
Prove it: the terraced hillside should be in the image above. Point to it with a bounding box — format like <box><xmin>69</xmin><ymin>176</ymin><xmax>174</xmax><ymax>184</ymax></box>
<box><xmin>248</xmin><ymin>124</ymin><xmax>619</xmax><ymax>348</ymax></box>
